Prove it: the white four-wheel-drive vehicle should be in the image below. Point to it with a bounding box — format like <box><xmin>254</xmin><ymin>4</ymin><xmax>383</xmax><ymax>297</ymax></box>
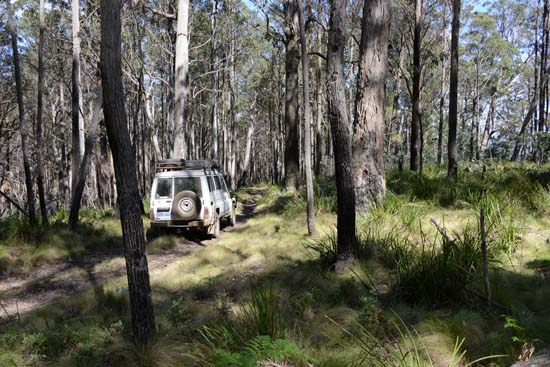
<box><xmin>149</xmin><ymin>160</ymin><xmax>236</xmax><ymax>238</ymax></box>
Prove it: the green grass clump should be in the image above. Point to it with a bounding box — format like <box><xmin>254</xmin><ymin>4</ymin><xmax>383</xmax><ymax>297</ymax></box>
<box><xmin>212</xmin><ymin>336</ymin><xmax>313</xmax><ymax>367</ymax></box>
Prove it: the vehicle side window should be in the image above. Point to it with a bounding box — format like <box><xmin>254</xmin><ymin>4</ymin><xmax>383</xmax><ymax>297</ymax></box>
<box><xmin>219</xmin><ymin>176</ymin><xmax>228</xmax><ymax>192</ymax></box>
<box><xmin>207</xmin><ymin>176</ymin><xmax>215</xmax><ymax>192</ymax></box>
<box><xmin>214</xmin><ymin>176</ymin><xmax>222</xmax><ymax>191</ymax></box>
<box><xmin>223</xmin><ymin>175</ymin><xmax>232</xmax><ymax>191</ymax></box>
<box><xmin>155</xmin><ymin>178</ymin><xmax>172</xmax><ymax>199</ymax></box>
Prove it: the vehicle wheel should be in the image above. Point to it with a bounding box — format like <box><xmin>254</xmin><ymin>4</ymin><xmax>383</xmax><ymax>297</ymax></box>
<box><xmin>172</xmin><ymin>190</ymin><xmax>201</xmax><ymax>220</ymax></box>
<box><xmin>229</xmin><ymin>207</ymin><xmax>236</xmax><ymax>227</ymax></box>
<box><xmin>209</xmin><ymin>215</ymin><xmax>220</xmax><ymax>238</ymax></box>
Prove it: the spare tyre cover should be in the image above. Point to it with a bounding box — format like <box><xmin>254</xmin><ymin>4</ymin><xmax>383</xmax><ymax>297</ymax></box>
<box><xmin>172</xmin><ymin>190</ymin><xmax>201</xmax><ymax>220</ymax></box>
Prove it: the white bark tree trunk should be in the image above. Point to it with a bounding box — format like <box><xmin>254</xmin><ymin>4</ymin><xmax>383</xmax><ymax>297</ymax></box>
<box><xmin>172</xmin><ymin>0</ymin><xmax>190</xmax><ymax>158</ymax></box>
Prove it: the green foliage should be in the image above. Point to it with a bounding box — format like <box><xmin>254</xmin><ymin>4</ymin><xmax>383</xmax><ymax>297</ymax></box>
<box><xmin>304</xmin><ymin>230</ymin><xmax>339</xmax><ymax>269</ymax></box>
<box><xmin>355</xmin><ymin>218</ymin><xmax>504</xmax><ymax>307</ymax></box>
<box><xmin>201</xmin><ymin>284</ymin><xmax>285</xmax><ymax>353</ymax></box>
<box><xmin>168</xmin><ymin>297</ymin><xmax>191</xmax><ymax>328</ymax></box>
<box><xmin>213</xmin><ymin>336</ymin><xmax>312</xmax><ymax>367</ymax></box>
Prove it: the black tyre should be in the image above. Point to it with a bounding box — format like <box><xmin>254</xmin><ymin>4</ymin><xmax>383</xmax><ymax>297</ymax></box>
<box><xmin>172</xmin><ymin>190</ymin><xmax>201</xmax><ymax>220</ymax></box>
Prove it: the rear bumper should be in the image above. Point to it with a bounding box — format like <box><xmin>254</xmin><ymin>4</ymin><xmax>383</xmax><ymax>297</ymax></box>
<box><xmin>150</xmin><ymin>219</ymin><xmax>210</xmax><ymax>229</ymax></box>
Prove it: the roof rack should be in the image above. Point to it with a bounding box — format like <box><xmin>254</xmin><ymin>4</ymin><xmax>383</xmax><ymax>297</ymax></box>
<box><xmin>155</xmin><ymin>159</ymin><xmax>220</xmax><ymax>172</ymax></box>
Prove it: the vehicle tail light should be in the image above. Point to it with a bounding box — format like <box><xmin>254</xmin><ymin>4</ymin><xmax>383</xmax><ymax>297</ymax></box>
<box><xmin>204</xmin><ymin>208</ymin><xmax>210</xmax><ymax>219</ymax></box>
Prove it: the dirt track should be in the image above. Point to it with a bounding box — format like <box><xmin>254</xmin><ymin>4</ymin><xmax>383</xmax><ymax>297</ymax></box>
<box><xmin>0</xmin><ymin>192</ymin><xmax>259</xmax><ymax>322</ymax></box>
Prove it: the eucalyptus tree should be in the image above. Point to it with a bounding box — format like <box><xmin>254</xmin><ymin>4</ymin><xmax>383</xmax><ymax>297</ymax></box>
<box><xmin>71</xmin><ymin>0</ymin><xmax>84</xmax><ymax>191</ymax></box>
<box><xmin>297</xmin><ymin>0</ymin><xmax>314</xmax><ymax>235</ymax></box>
<box><xmin>327</xmin><ymin>0</ymin><xmax>356</xmax><ymax>257</ymax></box>
<box><xmin>283</xmin><ymin>0</ymin><xmax>301</xmax><ymax>192</ymax></box>
<box><xmin>6</xmin><ymin>0</ymin><xmax>37</xmax><ymax>226</ymax></box>
<box><xmin>410</xmin><ymin>0</ymin><xmax>423</xmax><ymax>171</ymax></box>
<box><xmin>37</xmin><ymin>0</ymin><xmax>48</xmax><ymax>224</ymax></box>
<box><xmin>172</xmin><ymin>0</ymin><xmax>190</xmax><ymax>158</ymax></box>
<box><xmin>99</xmin><ymin>0</ymin><xmax>156</xmax><ymax>345</ymax></box>
<box><xmin>353</xmin><ymin>0</ymin><xmax>390</xmax><ymax>210</ymax></box>
<box><xmin>448</xmin><ymin>0</ymin><xmax>461</xmax><ymax>179</ymax></box>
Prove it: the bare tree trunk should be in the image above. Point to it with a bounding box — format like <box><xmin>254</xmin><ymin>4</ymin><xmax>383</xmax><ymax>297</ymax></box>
<box><xmin>410</xmin><ymin>0</ymin><xmax>422</xmax><ymax>171</ymax></box>
<box><xmin>100</xmin><ymin>0</ymin><xmax>155</xmax><ymax>345</ymax></box>
<box><xmin>297</xmin><ymin>0</ymin><xmax>315</xmax><ymax>235</ymax></box>
<box><xmin>511</xmin><ymin>97</ymin><xmax>538</xmax><ymax>161</ymax></box>
<box><xmin>69</xmin><ymin>89</ymin><xmax>102</xmax><ymax>229</ymax></box>
<box><xmin>437</xmin><ymin>4</ymin><xmax>448</xmax><ymax>166</ymax></box>
<box><xmin>172</xmin><ymin>0</ymin><xmax>190</xmax><ymax>158</ymax></box>
<box><xmin>540</xmin><ymin>0</ymin><xmax>549</xmax><ymax>132</ymax></box>
<box><xmin>240</xmin><ymin>119</ymin><xmax>255</xmax><ymax>186</ymax></box>
<box><xmin>284</xmin><ymin>0</ymin><xmax>301</xmax><ymax>193</ymax></box>
<box><xmin>7</xmin><ymin>0</ymin><xmax>36</xmax><ymax>226</ymax></box>
<box><xmin>327</xmin><ymin>0</ymin><xmax>356</xmax><ymax>258</ymax></box>
<box><xmin>210</xmin><ymin>0</ymin><xmax>219</xmax><ymax>161</ymax></box>
<box><xmin>314</xmin><ymin>0</ymin><xmax>324</xmax><ymax>177</ymax></box>
<box><xmin>72</xmin><ymin>0</ymin><xmax>85</xmax><ymax>192</ymax></box>
<box><xmin>37</xmin><ymin>0</ymin><xmax>48</xmax><ymax>224</ymax></box>
<box><xmin>353</xmin><ymin>0</ymin><xmax>389</xmax><ymax>211</ymax></box>
<box><xmin>447</xmin><ymin>0</ymin><xmax>461</xmax><ymax>180</ymax></box>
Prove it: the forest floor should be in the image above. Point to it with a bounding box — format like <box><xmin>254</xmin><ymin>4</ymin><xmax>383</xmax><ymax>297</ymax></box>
<box><xmin>1</xmin><ymin>164</ymin><xmax>550</xmax><ymax>367</ymax></box>
<box><xmin>0</xmin><ymin>191</ymin><xmax>259</xmax><ymax>320</ymax></box>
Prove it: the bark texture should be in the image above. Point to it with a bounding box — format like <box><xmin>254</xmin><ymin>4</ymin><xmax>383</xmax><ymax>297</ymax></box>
<box><xmin>327</xmin><ymin>0</ymin><xmax>356</xmax><ymax>257</ymax></box>
<box><xmin>99</xmin><ymin>0</ymin><xmax>156</xmax><ymax>344</ymax></box>
<box><xmin>284</xmin><ymin>0</ymin><xmax>301</xmax><ymax>192</ymax></box>
<box><xmin>7</xmin><ymin>0</ymin><xmax>36</xmax><ymax>226</ymax></box>
<box><xmin>37</xmin><ymin>0</ymin><xmax>48</xmax><ymax>224</ymax></box>
<box><xmin>353</xmin><ymin>0</ymin><xmax>390</xmax><ymax>211</ymax></box>
<box><xmin>69</xmin><ymin>89</ymin><xmax>102</xmax><ymax>229</ymax></box>
<box><xmin>172</xmin><ymin>0</ymin><xmax>190</xmax><ymax>158</ymax></box>
<box><xmin>297</xmin><ymin>0</ymin><xmax>315</xmax><ymax>235</ymax></box>
<box><xmin>71</xmin><ymin>0</ymin><xmax>85</xmax><ymax>190</ymax></box>
<box><xmin>447</xmin><ymin>0</ymin><xmax>461</xmax><ymax>179</ymax></box>
<box><xmin>410</xmin><ymin>0</ymin><xmax>422</xmax><ymax>171</ymax></box>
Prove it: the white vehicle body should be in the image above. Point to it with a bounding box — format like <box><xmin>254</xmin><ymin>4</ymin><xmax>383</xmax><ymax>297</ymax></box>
<box><xmin>149</xmin><ymin>160</ymin><xmax>236</xmax><ymax>236</ymax></box>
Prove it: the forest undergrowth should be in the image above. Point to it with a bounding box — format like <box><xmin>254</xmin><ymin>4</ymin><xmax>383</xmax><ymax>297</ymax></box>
<box><xmin>1</xmin><ymin>163</ymin><xmax>550</xmax><ymax>366</ymax></box>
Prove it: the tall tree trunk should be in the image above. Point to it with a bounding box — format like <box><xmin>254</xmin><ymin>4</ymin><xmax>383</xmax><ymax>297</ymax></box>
<box><xmin>327</xmin><ymin>0</ymin><xmax>356</xmax><ymax>258</ymax></box>
<box><xmin>172</xmin><ymin>0</ymin><xmax>190</xmax><ymax>158</ymax></box>
<box><xmin>69</xmin><ymin>88</ymin><xmax>102</xmax><ymax>229</ymax></box>
<box><xmin>410</xmin><ymin>0</ymin><xmax>422</xmax><ymax>171</ymax></box>
<box><xmin>297</xmin><ymin>0</ymin><xmax>315</xmax><ymax>235</ymax></box>
<box><xmin>512</xmin><ymin>97</ymin><xmax>539</xmax><ymax>161</ymax></box>
<box><xmin>437</xmin><ymin>4</ymin><xmax>448</xmax><ymax>166</ymax></box>
<box><xmin>37</xmin><ymin>0</ymin><xmax>48</xmax><ymax>224</ymax></box>
<box><xmin>447</xmin><ymin>0</ymin><xmax>461</xmax><ymax>180</ymax></box>
<box><xmin>540</xmin><ymin>0</ymin><xmax>549</xmax><ymax>132</ymax></box>
<box><xmin>210</xmin><ymin>0</ymin><xmax>219</xmax><ymax>161</ymax></box>
<box><xmin>284</xmin><ymin>0</ymin><xmax>301</xmax><ymax>192</ymax></box>
<box><xmin>314</xmin><ymin>0</ymin><xmax>324</xmax><ymax>177</ymax></box>
<box><xmin>72</xmin><ymin>0</ymin><xmax>84</xmax><ymax>192</ymax></box>
<box><xmin>353</xmin><ymin>0</ymin><xmax>389</xmax><ymax>211</ymax></box>
<box><xmin>99</xmin><ymin>0</ymin><xmax>155</xmax><ymax>345</ymax></box>
<box><xmin>7</xmin><ymin>0</ymin><xmax>36</xmax><ymax>226</ymax></box>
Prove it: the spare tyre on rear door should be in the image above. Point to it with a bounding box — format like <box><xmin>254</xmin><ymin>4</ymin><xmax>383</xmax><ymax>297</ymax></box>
<box><xmin>172</xmin><ymin>190</ymin><xmax>201</xmax><ymax>220</ymax></box>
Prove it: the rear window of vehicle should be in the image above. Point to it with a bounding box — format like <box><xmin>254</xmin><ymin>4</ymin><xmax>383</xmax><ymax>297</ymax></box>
<box><xmin>174</xmin><ymin>177</ymin><xmax>201</xmax><ymax>195</ymax></box>
<box><xmin>155</xmin><ymin>178</ymin><xmax>172</xmax><ymax>199</ymax></box>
